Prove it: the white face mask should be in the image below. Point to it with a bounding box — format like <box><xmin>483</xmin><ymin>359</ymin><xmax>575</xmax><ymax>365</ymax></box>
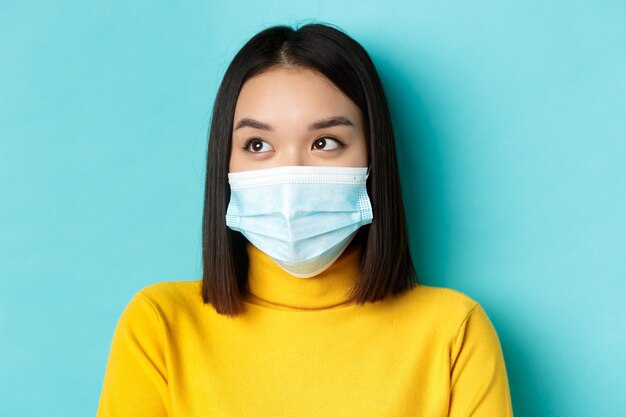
<box><xmin>225</xmin><ymin>165</ymin><xmax>373</xmax><ymax>278</ymax></box>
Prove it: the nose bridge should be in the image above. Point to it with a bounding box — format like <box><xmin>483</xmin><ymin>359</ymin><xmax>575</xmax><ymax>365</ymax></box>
<box><xmin>280</xmin><ymin>143</ymin><xmax>306</xmax><ymax>166</ymax></box>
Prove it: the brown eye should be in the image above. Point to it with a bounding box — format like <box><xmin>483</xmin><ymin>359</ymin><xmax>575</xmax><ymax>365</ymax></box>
<box><xmin>312</xmin><ymin>137</ymin><xmax>342</xmax><ymax>151</ymax></box>
<box><xmin>244</xmin><ymin>138</ymin><xmax>273</xmax><ymax>153</ymax></box>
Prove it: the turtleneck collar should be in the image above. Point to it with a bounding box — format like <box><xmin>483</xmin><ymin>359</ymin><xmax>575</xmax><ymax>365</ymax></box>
<box><xmin>243</xmin><ymin>239</ymin><xmax>362</xmax><ymax>310</ymax></box>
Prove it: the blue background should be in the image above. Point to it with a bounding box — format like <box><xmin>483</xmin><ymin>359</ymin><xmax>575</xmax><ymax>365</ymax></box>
<box><xmin>1</xmin><ymin>1</ymin><xmax>625</xmax><ymax>416</ymax></box>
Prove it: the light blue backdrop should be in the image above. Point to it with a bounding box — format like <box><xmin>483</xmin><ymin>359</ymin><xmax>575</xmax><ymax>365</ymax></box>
<box><xmin>1</xmin><ymin>1</ymin><xmax>624</xmax><ymax>416</ymax></box>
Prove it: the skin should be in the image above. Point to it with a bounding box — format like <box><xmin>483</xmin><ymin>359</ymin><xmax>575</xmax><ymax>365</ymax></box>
<box><xmin>229</xmin><ymin>66</ymin><xmax>369</xmax><ymax>172</ymax></box>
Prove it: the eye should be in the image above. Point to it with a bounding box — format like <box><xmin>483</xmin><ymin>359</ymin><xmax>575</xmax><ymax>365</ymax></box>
<box><xmin>243</xmin><ymin>137</ymin><xmax>273</xmax><ymax>153</ymax></box>
<box><xmin>312</xmin><ymin>137</ymin><xmax>344</xmax><ymax>151</ymax></box>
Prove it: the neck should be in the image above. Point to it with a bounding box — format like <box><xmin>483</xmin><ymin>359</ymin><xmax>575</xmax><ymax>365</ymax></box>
<box><xmin>243</xmin><ymin>239</ymin><xmax>363</xmax><ymax>310</ymax></box>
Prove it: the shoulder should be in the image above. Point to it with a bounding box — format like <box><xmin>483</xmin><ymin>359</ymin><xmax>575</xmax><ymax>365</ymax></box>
<box><xmin>136</xmin><ymin>280</ymin><xmax>202</xmax><ymax>303</ymax></box>
<box><xmin>114</xmin><ymin>280</ymin><xmax>207</xmax><ymax>326</ymax></box>
<box><xmin>398</xmin><ymin>283</ymin><xmax>479</xmax><ymax>320</ymax></box>
<box><xmin>384</xmin><ymin>284</ymin><xmax>485</xmax><ymax>339</ymax></box>
<box><xmin>391</xmin><ymin>284</ymin><xmax>504</xmax><ymax>350</ymax></box>
<box><xmin>132</xmin><ymin>280</ymin><xmax>204</xmax><ymax>314</ymax></box>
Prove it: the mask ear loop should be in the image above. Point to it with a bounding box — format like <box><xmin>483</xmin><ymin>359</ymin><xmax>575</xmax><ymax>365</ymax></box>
<box><xmin>365</xmin><ymin>165</ymin><xmax>372</xmax><ymax>179</ymax></box>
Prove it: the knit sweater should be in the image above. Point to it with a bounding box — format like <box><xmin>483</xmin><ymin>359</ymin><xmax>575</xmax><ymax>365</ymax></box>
<box><xmin>96</xmin><ymin>241</ymin><xmax>514</xmax><ymax>416</ymax></box>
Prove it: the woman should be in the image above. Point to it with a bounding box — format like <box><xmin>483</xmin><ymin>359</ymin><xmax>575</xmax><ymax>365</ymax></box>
<box><xmin>97</xmin><ymin>23</ymin><xmax>514</xmax><ymax>416</ymax></box>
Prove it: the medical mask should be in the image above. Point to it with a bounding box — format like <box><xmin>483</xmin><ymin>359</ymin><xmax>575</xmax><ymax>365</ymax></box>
<box><xmin>225</xmin><ymin>165</ymin><xmax>373</xmax><ymax>278</ymax></box>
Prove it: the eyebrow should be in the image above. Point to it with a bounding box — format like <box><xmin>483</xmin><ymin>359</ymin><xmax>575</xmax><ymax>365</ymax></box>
<box><xmin>234</xmin><ymin>116</ymin><xmax>355</xmax><ymax>131</ymax></box>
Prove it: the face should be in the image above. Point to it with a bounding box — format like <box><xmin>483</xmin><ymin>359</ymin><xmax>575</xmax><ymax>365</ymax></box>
<box><xmin>229</xmin><ymin>67</ymin><xmax>368</xmax><ymax>172</ymax></box>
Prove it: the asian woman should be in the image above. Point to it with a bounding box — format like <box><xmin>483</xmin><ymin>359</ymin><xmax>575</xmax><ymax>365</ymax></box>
<box><xmin>97</xmin><ymin>22</ymin><xmax>513</xmax><ymax>417</ymax></box>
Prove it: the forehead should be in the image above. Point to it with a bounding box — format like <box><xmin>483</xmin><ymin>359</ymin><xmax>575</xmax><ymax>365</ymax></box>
<box><xmin>234</xmin><ymin>67</ymin><xmax>362</xmax><ymax>124</ymax></box>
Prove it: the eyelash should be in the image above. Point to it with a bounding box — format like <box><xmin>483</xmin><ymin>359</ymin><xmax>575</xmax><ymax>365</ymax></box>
<box><xmin>242</xmin><ymin>136</ymin><xmax>346</xmax><ymax>152</ymax></box>
<box><xmin>313</xmin><ymin>136</ymin><xmax>346</xmax><ymax>150</ymax></box>
<box><xmin>241</xmin><ymin>137</ymin><xmax>265</xmax><ymax>152</ymax></box>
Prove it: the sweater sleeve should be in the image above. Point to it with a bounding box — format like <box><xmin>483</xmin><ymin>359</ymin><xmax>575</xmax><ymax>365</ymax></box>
<box><xmin>96</xmin><ymin>291</ymin><xmax>171</xmax><ymax>417</ymax></box>
<box><xmin>448</xmin><ymin>303</ymin><xmax>514</xmax><ymax>417</ymax></box>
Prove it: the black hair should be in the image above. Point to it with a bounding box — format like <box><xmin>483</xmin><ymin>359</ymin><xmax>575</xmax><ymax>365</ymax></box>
<box><xmin>202</xmin><ymin>22</ymin><xmax>418</xmax><ymax>316</ymax></box>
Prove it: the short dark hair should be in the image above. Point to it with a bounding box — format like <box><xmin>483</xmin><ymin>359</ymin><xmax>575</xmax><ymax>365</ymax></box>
<box><xmin>202</xmin><ymin>22</ymin><xmax>418</xmax><ymax>316</ymax></box>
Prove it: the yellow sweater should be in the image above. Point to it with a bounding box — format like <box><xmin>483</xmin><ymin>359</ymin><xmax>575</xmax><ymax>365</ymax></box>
<box><xmin>97</xmin><ymin>241</ymin><xmax>513</xmax><ymax>416</ymax></box>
